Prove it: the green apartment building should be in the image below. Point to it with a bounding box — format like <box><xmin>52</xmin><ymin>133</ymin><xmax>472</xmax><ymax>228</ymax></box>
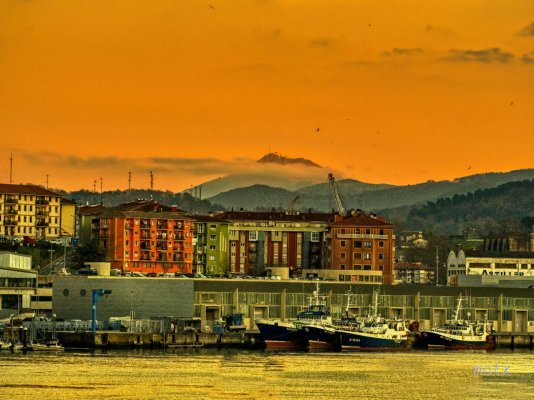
<box><xmin>192</xmin><ymin>215</ymin><xmax>229</xmax><ymax>276</ymax></box>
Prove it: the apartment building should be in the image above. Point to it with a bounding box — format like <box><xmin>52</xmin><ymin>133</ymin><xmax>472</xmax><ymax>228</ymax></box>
<box><xmin>0</xmin><ymin>184</ymin><xmax>63</xmax><ymax>240</ymax></box>
<box><xmin>191</xmin><ymin>215</ymin><xmax>229</xmax><ymax>276</ymax></box>
<box><xmin>214</xmin><ymin>211</ymin><xmax>333</xmax><ymax>277</ymax></box>
<box><xmin>322</xmin><ymin>211</ymin><xmax>396</xmax><ymax>285</ymax></box>
<box><xmin>91</xmin><ymin>200</ymin><xmax>193</xmax><ymax>275</ymax></box>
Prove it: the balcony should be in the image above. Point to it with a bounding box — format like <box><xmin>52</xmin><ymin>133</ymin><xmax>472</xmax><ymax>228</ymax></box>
<box><xmin>140</xmin><ymin>223</ymin><xmax>151</xmax><ymax>230</ymax></box>
<box><xmin>36</xmin><ymin>220</ymin><xmax>48</xmax><ymax>227</ymax></box>
<box><xmin>4</xmin><ymin>219</ymin><xmax>17</xmax><ymax>226</ymax></box>
<box><xmin>336</xmin><ymin>233</ymin><xmax>389</xmax><ymax>240</ymax></box>
<box><xmin>35</xmin><ymin>199</ymin><xmax>49</xmax><ymax>206</ymax></box>
<box><xmin>4</xmin><ymin>208</ymin><xmax>18</xmax><ymax>215</ymax></box>
<box><xmin>35</xmin><ymin>210</ymin><xmax>48</xmax><ymax>217</ymax></box>
<box><xmin>4</xmin><ymin>197</ymin><xmax>18</xmax><ymax>204</ymax></box>
<box><xmin>174</xmin><ymin>232</ymin><xmax>184</xmax><ymax>240</ymax></box>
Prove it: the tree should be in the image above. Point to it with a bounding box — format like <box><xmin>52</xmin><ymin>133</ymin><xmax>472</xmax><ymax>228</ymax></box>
<box><xmin>71</xmin><ymin>239</ymin><xmax>106</xmax><ymax>269</ymax></box>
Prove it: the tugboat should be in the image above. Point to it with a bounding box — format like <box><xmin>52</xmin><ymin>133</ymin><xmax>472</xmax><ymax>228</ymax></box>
<box><xmin>256</xmin><ymin>282</ymin><xmax>332</xmax><ymax>350</ymax></box>
<box><xmin>417</xmin><ymin>296</ymin><xmax>492</xmax><ymax>350</ymax></box>
<box><xmin>336</xmin><ymin>290</ymin><xmax>409</xmax><ymax>350</ymax></box>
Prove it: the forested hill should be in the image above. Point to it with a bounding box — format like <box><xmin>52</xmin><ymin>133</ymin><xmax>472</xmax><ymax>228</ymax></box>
<box><xmin>54</xmin><ymin>188</ymin><xmax>223</xmax><ymax>214</ymax></box>
<box><xmin>403</xmin><ymin>179</ymin><xmax>534</xmax><ymax>234</ymax></box>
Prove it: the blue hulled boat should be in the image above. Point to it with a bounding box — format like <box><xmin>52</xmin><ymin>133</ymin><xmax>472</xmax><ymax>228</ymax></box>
<box><xmin>417</xmin><ymin>297</ymin><xmax>492</xmax><ymax>350</ymax></box>
<box><xmin>256</xmin><ymin>282</ymin><xmax>332</xmax><ymax>350</ymax></box>
<box><xmin>336</xmin><ymin>290</ymin><xmax>409</xmax><ymax>350</ymax></box>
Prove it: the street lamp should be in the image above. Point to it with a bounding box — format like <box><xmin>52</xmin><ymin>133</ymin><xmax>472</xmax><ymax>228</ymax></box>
<box><xmin>92</xmin><ymin>289</ymin><xmax>112</xmax><ymax>334</ymax></box>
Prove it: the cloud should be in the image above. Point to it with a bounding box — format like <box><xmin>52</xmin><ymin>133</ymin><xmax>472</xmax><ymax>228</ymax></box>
<box><xmin>21</xmin><ymin>152</ymin><xmax>257</xmax><ymax>177</ymax></box>
<box><xmin>310</xmin><ymin>38</ymin><xmax>335</xmax><ymax>47</ymax></box>
<box><xmin>521</xmin><ymin>51</ymin><xmax>534</xmax><ymax>64</ymax></box>
<box><xmin>380</xmin><ymin>48</ymin><xmax>426</xmax><ymax>58</ymax></box>
<box><xmin>425</xmin><ymin>24</ymin><xmax>454</xmax><ymax>36</ymax></box>
<box><xmin>443</xmin><ymin>48</ymin><xmax>515</xmax><ymax>63</ymax></box>
<box><xmin>517</xmin><ymin>22</ymin><xmax>534</xmax><ymax>37</ymax></box>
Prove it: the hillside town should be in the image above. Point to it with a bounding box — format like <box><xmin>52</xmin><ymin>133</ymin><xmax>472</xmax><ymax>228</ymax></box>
<box><xmin>1</xmin><ymin>182</ymin><xmax>533</xmax><ymax>349</ymax></box>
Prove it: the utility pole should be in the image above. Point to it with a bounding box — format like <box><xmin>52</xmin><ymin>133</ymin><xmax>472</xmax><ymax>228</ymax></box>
<box><xmin>49</xmin><ymin>243</ymin><xmax>55</xmax><ymax>275</ymax></box>
<box><xmin>9</xmin><ymin>153</ymin><xmax>13</xmax><ymax>184</ymax></box>
<box><xmin>128</xmin><ymin>171</ymin><xmax>132</xmax><ymax>201</ymax></box>
<box><xmin>435</xmin><ymin>246</ymin><xmax>439</xmax><ymax>286</ymax></box>
<box><xmin>149</xmin><ymin>171</ymin><xmax>154</xmax><ymax>199</ymax></box>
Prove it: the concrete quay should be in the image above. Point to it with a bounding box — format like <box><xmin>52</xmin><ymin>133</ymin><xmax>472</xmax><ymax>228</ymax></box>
<box><xmin>56</xmin><ymin>331</ymin><xmax>260</xmax><ymax>349</ymax></box>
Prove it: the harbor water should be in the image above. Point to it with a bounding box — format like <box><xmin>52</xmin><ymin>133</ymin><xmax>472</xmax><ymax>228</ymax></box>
<box><xmin>0</xmin><ymin>349</ymin><xmax>532</xmax><ymax>400</ymax></box>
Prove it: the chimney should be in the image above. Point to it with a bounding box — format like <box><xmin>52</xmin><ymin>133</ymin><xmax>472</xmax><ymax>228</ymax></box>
<box><xmin>171</xmin><ymin>205</ymin><xmax>178</xmax><ymax>212</ymax></box>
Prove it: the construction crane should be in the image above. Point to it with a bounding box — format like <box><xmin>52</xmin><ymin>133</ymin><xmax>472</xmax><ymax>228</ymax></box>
<box><xmin>328</xmin><ymin>173</ymin><xmax>348</xmax><ymax>215</ymax></box>
<box><xmin>285</xmin><ymin>196</ymin><xmax>300</xmax><ymax>214</ymax></box>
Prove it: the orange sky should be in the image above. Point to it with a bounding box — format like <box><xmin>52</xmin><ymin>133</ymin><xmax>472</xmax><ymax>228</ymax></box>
<box><xmin>1</xmin><ymin>0</ymin><xmax>533</xmax><ymax>193</ymax></box>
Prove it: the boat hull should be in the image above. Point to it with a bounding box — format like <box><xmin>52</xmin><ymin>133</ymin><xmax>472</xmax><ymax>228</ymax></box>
<box><xmin>338</xmin><ymin>330</ymin><xmax>407</xmax><ymax>350</ymax></box>
<box><xmin>256</xmin><ymin>321</ymin><xmax>308</xmax><ymax>350</ymax></box>
<box><xmin>418</xmin><ymin>331</ymin><xmax>491</xmax><ymax>350</ymax></box>
<box><xmin>303</xmin><ymin>325</ymin><xmax>338</xmax><ymax>350</ymax></box>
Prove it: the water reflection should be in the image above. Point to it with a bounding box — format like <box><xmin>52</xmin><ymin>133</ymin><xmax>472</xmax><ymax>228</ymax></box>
<box><xmin>0</xmin><ymin>349</ymin><xmax>532</xmax><ymax>400</ymax></box>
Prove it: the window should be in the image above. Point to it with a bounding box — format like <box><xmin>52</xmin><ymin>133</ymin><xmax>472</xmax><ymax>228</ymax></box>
<box><xmin>364</xmin><ymin>241</ymin><xmax>372</xmax><ymax>248</ymax></box>
<box><xmin>354</xmin><ymin>264</ymin><xmax>362</xmax><ymax>270</ymax></box>
<box><xmin>340</xmin><ymin>252</ymin><xmax>346</xmax><ymax>259</ymax></box>
<box><xmin>231</xmin><ymin>242</ymin><xmax>236</xmax><ymax>247</ymax></box>
<box><xmin>249</xmin><ymin>231</ymin><xmax>258</xmax><ymax>241</ymax></box>
<box><xmin>125</xmin><ymin>240</ymin><xmax>130</xmax><ymax>246</ymax></box>
<box><xmin>353</xmin><ymin>253</ymin><xmax>362</xmax><ymax>260</ymax></box>
<box><xmin>364</xmin><ymin>265</ymin><xmax>371</xmax><ymax>270</ymax></box>
<box><xmin>354</xmin><ymin>241</ymin><xmax>362</xmax><ymax>248</ymax></box>
<box><xmin>379</xmin><ymin>229</ymin><xmax>385</xmax><ymax>235</ymax></box>
<box><xmin>355</xmin><ymin>229</ymin><xmax>360</xmax><ymax>234</ymax></box>
<box><xmin>365</xmin><ymin>229</ymin><xmax>371</xmax><ymax>234</ymax></box>
<box><xmin>340</xmin><ymin>240</ymin><xmax>346</xmax><ymax>247</ymax></box>
<box><xmin>209</xmin><ymin>245</ymin><xmax>216</xmax><ymax>250</ymax></box>
<box><xmin>210</xmin><ymin>234</ymin><xmax>216</xmax><ymax>240</ymax></box>
<box><xmin>378</xmin><ymin>253</ymin><xmax>384</xmax><ymax>260</ymax></box>
<box><xmin>210</xmin><ymin>224</ymin><xmax>216</xmax><ymax>230</ymax></box>
<box><xmin>364</xmin><ymin>253</ymin><xmax>371</xmax><ymax>260</ymax></box>
<box><xmin>378</xmin><ymin>265</ymin><xmax>383</xmax><ymax>271</ymax></box>
<box><xmin>340</xmin><ymin>264</ymin><xmax>345</xmax><ymax>270</ymax></box>
<box><xmin>379</xmin><ymin>241</ymin><xmax>384</xmax><ymax>248</ymax></box>
<box><xmin>311</xmin><ymin>231</ymin><xmax>320</xmax><ymax>242</ymax></box>
<box><xmin>209</xmin><ymin>255</ymin><xmax>215</xmax><ymax>261</ymax></box>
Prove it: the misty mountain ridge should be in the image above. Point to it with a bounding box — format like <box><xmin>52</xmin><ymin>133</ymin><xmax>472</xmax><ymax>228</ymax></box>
<box><xmin>188</xmin><ymin>152</ymin><xmax>329</xmax><ymax>198</ymax></box>
<box><xmin>257</xmin><ymin>152</ymin><xmax>322</xmax><ymax>168</ymax></box>
<box><xmin>206</xmin><ymin>168</ymin><xmax>534</xmax><ymax>216</ymax></box>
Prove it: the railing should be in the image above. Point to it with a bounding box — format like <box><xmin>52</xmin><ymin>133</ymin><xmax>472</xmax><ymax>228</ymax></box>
<box><xmin>337</xmin><ymin>234</ymin><xmax>389</xmax><ymax>240</ymax></box>
<box><xmin>4</xmin><ymin>208</ymin><xmax>18</xmax><ymax>215</ymax></box>
<box><xmin>4</xmin><ymin>197</ymin><xmax>18</xmax><ymax>204</ymax></box>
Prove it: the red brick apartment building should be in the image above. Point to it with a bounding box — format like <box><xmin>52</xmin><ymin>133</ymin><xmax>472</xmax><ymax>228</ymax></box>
<box><xmin>91</xmin><ymin>200</ymin><xmax>193</xmax><ymax>275</ymax></box>
<box><xmin>324</xmin><ymin>211</ymin><xmax>396</xmax><ymax>285</ymax></box>
<box><xmin>214</xmin><ymin>211</ymin><xmax>333</xmax><ymax>277</ymax></box>
<box><xmin>214</xmin><ymin>210</ymin><xmax>396</xmax><ymax>284</ymax></box>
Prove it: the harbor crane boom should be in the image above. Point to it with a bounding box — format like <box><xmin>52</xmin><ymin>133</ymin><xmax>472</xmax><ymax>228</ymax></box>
<box><xmin>328</xmin><ymin>173</ymin><xmax>348</xmax><ymax>215</ymax></box>
<box><xmin>285</xmin><ymin>196</ymin><xmax>300</xmax><ymax>214</ymax></box>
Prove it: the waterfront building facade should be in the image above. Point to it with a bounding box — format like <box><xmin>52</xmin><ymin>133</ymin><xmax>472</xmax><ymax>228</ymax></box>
<box><xmin>214</xmin><ymin>211</ymin><xmax>333</xmax><ymax>277</ymax></box>
<box><xmin>191</xmin><ymin>215</ymin><xmax>229</xmax><ymax>276</ymax></box>
<box><xmin>52</xmin><ymin>276</ymin><xmax>534</xmax><ymax>335</ymax></box>
<box><xmin>91</xmin><ymin>201</ymin><xmax>194</xmax><ymax>275</ymax></box>
<box><xmin>321</xmin><ymin>211</ymin><xmax>396</xmax><ymax>285</ymax></box>
<box><xmin>0</xmin><ymin>184</ymin><xmax>63</xmax><ymax>240</ymax></box>
<box><xmin>0</xmin><ymin>252</ymin><xmax>37</xmax><ymax>318</ymax></box>
<box><xmin>447</xmin><ymin>249</ymin><xmax>467</xmax><ymax>286</ymax></box>
<box><xmin>395</xmin><ymin>262</ymin><xmax>435</xmax><ymax>285</ymax></box>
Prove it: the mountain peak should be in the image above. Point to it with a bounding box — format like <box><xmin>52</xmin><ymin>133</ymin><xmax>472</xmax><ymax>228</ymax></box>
<box><xmin>257</xmin><ymin>152</ymin><xmax>322</xmax><ymax>168</ymax></box>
